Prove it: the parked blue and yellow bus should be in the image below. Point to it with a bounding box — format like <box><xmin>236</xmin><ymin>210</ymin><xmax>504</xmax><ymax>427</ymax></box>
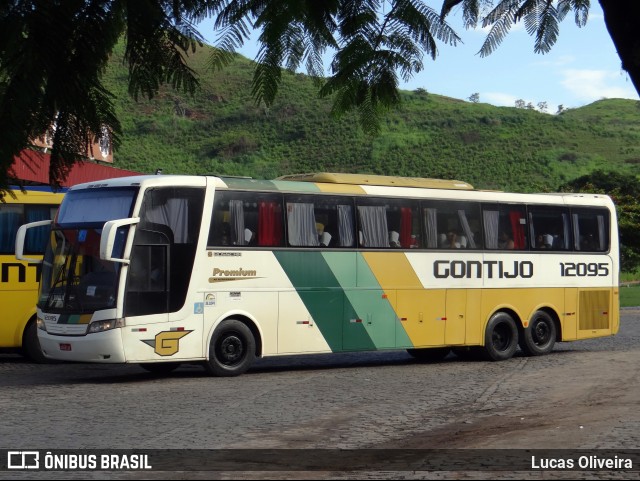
<box><xmin>1</xmin><ymin>186</ymin><xmax>64</xmax><ymax>361</ymax></box>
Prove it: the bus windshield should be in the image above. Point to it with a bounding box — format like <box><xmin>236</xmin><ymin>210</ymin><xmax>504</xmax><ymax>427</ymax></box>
<box><xmin>39</xmin><ymin>227</ymin><xmax>126</xmax><ymax>314</ymax></box>
<box><xmin>56</xmin><ymin>187</ymin><xmax>136</xmax><ymax>227</ymax></box>
<box><xmin>38</xmin><ymin>187</ymin><xmax>136</xmax><ymax>314</ymax></box>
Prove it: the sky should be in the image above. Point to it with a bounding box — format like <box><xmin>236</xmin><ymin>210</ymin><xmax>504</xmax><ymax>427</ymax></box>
<box><xmin>196</xmin><ymin>2</ymin><xmax>638</xmax><ymax>112</ymax></box>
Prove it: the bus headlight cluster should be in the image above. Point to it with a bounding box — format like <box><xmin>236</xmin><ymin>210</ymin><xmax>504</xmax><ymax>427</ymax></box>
<box><xmin>36</xmin><ymin>317</ymin><xmax>47</xmax><ymax>332</ymax></box>
<box><xmin>87</xmin><ymin>318</ymin><xmax>125</xmax><ymax>334</ymax></box>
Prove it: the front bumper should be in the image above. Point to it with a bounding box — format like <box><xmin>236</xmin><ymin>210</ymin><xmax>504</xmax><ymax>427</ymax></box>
<box><xmin>38</xmin><ymin>328</ymin><xmax>126</xmax><ymax>363</ymax></box>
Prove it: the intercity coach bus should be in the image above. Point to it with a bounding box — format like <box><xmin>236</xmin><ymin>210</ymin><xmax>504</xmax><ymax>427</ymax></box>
<box><xmin>1</xmin><ymin>186</ymin><xmax>64</xmax><ymax>361</ymax></box>
<box><xmin>16</xmin><ymin>173</ymin><xmax>619</xmax><ymax>375</ymax></box>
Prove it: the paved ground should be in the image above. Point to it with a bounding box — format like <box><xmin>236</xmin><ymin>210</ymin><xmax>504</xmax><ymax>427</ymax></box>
<box><xmin>1</xmin><ymin>309</ymin><xmax>639</xmax><ymax>479</ymax></box>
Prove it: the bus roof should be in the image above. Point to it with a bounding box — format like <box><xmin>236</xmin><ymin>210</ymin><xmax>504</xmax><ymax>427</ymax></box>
<box><xmin>276</xmin><ymin>173</ymin><xmax>474</xmax><ymax>190</ymax></box>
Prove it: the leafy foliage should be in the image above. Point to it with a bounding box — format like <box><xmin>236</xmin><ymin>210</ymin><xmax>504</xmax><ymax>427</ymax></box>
<box><xmin>441</xmin><ymin>0</ymin><xmax>591</xmax><ymax>57</ymax></box>
<box><xmin>0</xmin><ymin>0</ymin><xmax>202</xmax><ymax>192</ymax></box>
<box><xmin>211</xmin><ymin>0</ymin><xmax>460</xmax><ymax>134</ymax></box>
<box><xmin>3</xmin><ymin>0</ymin><xmax>639</xmax><ymax>197</ymax></box>
<box><xmin>103</xmin><ymin>42</ymin><xmax>640</xmax><ymax>198</ymax></box>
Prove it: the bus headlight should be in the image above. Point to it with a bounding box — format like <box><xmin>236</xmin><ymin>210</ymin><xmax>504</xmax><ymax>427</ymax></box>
<box><xmin>36</xmin><ymin>317</ymin><xmax>47</xmax><ymax>332</ymax></box>
<box><xmin>87</xmin><ymin>318</ymin><xmax>125</xmax><ymax>334</ymax></box>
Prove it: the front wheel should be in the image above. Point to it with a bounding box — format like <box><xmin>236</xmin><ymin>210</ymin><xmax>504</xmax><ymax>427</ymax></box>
<box><xmin>519</xmin><ymin>310</ymin><xmax>556</xmax><ymax>356</ymax></box>
<box><xmin>483</xmin><ymin>312</ymin><xmax>519</xmax><ymax>361</ymax></box>
<box><xmin>204</xmin><ymin>319</ymin><xmax>256</xmax><ymax>377</ymax></box>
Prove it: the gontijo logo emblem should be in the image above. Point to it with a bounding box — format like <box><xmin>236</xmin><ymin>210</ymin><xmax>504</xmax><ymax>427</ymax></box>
<box><xmin>141</xmin><ymin>329</ymin><xmax>192</xmax><ymax>356</ymax></box>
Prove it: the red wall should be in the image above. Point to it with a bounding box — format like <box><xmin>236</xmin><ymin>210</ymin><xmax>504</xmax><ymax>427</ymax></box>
<box><xmin>11</xmin><ymin>150</ymin><xmax>141</xmax><ymax>186</ymax></box>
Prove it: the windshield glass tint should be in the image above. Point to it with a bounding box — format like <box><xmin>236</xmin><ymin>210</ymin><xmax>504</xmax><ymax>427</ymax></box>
<box><xmin>57</xmin><ymin>188</ymin><xmax>136</xmax><ymax>225</ymax></box>
<box><xmin>39</xmin><ymin>227</ymin><xmax>126</xmax><ymax>313</ymax></box>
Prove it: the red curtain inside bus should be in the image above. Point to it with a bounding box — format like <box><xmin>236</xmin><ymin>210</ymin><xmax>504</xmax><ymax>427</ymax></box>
<box><xmin>258</xmin><ymin>201</ymin><xmax>282</xmax><ymax>246</ymax></box>
<box><xmin>400</xmin><ymin>207</ymin><xmax>412</xmax><ymax>248</ymax></box>
<box><xmin>509</xmin><ymin>211</ymin><xmax>526</xmax><ymax>249</ymax></box>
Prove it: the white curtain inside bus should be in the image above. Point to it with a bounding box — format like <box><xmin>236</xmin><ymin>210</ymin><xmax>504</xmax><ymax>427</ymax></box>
<box><xmin>358</xmin><ymin>206</ymin><xmax>389</xmax><ymax>248</ymax></box>
<box><xmin>287</xmin><ymin>203</ymin><xmax>319</xmax><ymax>246</ymax></box>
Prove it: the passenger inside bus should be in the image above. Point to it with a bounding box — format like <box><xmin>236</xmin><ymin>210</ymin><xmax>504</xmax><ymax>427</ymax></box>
<box><xmin>389</xmin><ymin>231</ymin><xmax>401</xmax><ymax>247</ymax></box>
<box><xmin>445</xmin><ymin>230</ymin><xmax>464</xmax><ymax>248</ymax></box>
<box><xmin>499</xmin><ymin>231</ymin><xmax>515</xmax><ymax>249</ymax></box>
<box><xmin>535</xmin><ymin>233</ymin><xmax>553</xmax><ymax>249</ymax></box>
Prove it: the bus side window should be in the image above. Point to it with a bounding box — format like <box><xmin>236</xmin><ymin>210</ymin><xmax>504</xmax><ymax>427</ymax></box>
<box><xmin>357</xmin><ymin>198</ymin><xmax>420</xmax><ymax>249</ymax></box>
<box><xmin>0</xmin><ymin>204</ymin><xmax>23</xmax><ymax>253</ymax></box>
<box><xmin>209</xmin><ymin>191</ymin><xmax>283</xmax><ymax>248</ymax></box>
<box><xmin>483</xmin><ymin>204</ymin><xmax>527</xmax><ymax>250</ymax></box>
<box><xmin>572</xmin><ymin>209</ymin><xmax>609</xmax><ymax>252</ymax></box>
<box><xmin>422</xmin><ymin>201</ymin><xmax>481</xmax><ymax>250</ymax></box>
<box><xmin>284</xmin><ymin>194</ymin><xmax>356</xmax><ymax>248</ymax></box>
<box><xmin>528</xmin><ymin>207</ymin><xmax>570</xmax><ymax>250</ymax></box>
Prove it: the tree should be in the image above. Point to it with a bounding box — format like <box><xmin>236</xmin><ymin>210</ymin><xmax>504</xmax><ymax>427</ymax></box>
<box><xmin>0</xmin><ymin>0</ymin><xmax>461</xmax><ymax>191</ymax></box>
<box><xmin>0</xmin><ymin>0</ymin><xmax>202</xmax><ymax>192</ymax></box>
<box><xmin>537</xmin><ymin>101</ymin><xmax>548</xmax><ymax>112</ymax></box>
<box><xmin>440</xmin><ymin>1</ymin><xmax>640</xmax><ymax>97</ymax></box>
<box><xmin>515</xmin><ymin>99</ymin><xmax>526</xmax><ymax>109</ymax></box>
<box><xmin>2</xmin><ymin>1</ymin><xmax>640</xmax><ymax>191</ymax></box>
<box><xmin>468</xmin><ymin>92</ymin><xmax>480</xmax><ymax>103</ymax></box>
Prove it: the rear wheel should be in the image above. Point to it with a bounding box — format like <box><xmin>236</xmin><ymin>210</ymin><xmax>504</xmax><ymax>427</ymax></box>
<box><xmin>519</xmin><ymin>310</ymin><xmax>556</xmax><ymax>356</ymax></box>
<box><xmin>22</xmin><ymin>320</ymin><xmax>48</xmax><ymax>363</ymax></box>
<box><xmin>407</xmin><ymin>347</ymin><xmax>451</xmax><ymax>362</ymax></box>
<box><xmin>483</xmin><ymin>312</ymin><xmax>519</xmax><ymax>361</ymax></box>
<box><xmin>204</xmin><ymin>319</ymin><xmax>256</xmax><ymax>377</ymax></box>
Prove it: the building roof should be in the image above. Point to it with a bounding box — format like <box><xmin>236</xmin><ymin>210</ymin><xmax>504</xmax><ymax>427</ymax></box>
<box><xmin>11</xmin><ymin>149</ymin><xmax>141</xmax><ymax>186</ymax></box>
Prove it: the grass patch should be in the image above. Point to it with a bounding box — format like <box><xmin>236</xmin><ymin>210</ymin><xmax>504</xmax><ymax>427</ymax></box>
<box><xmin>620</xmin><ymin>284</ymin><xmax>640</xmax><ymax>308</ymax></box>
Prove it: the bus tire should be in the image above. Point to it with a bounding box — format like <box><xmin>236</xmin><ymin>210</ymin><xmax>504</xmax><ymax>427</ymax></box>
<box><xmin>139</xmin><ymin>362</ymin><xmax>181</xmax><ymax>375</ymax></box>
<box><xmin>22</xmin><ymin>320</ymin><xmax>48</xmax><ymax>364</ymax></box>
<box><xmin>407</xmin><ymin>347</ymin><xmax>450</xmax><ymax>362</ymax></box>
<box><xmin>205</xmin><ymin>319</ymin><xmax>256</xmax><ymax>377</ymax></box>
<box><xmin>483</xmin><ymin>312</ymin><xmax>519</xmax><ymax>361</ymax></box>
<box><xmin>519</xmin><ymin>310</ymin><xmax>556</xmax><ymax>356</ymax></box>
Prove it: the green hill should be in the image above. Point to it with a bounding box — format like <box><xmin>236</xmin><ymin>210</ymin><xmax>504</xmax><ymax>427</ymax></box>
<box><xmin>103</xmin><ymin>42</ymin><xmax>640</xmax><ymax>192</ymax></box>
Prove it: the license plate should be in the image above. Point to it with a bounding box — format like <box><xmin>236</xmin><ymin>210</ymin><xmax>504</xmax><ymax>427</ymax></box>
<box><xmin>59</xmin><ymin>343</ymin><xmax>72</xmax><ymax>351</ymax></box>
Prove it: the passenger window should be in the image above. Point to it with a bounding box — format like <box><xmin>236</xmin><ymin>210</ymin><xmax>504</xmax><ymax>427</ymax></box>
<box><xmin>528</xmin><ymin>207</ymin><xmax>570</xmax><ymax>250</ymax></box>
<box><xmin>483</xmin><ymin>204</ymin><xmax>527</xmax><ymax>250</ymax></box>
<box><xmin>284</xmin><ymin>194</ymin><xmax>355</xmax><ymax>248</ymax></box>
<box><xmin>356</xmin><ymin>198</ymin><xmax>420</xmax><ymax>249</ymax></box>
<box><xmin>422</xmin><ymin>201</ymin><xmax>482</xmax><ymax>249</ymax></box>
<box><xmin>209</xmin><ymin>191</ymin><xmax>284</xmax><ymax>247</ymax></box>
<box><xmin>572</xmin><ymin>209</ymin><xmax>609</xmax><ymax>252</ymax></box>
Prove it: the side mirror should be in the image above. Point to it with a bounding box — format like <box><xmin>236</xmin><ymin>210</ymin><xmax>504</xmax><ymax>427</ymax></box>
<box><xmin>15</xmin><ymin>220</ymin><xmax>53</xmax><ymax>263</ymax></box>
<box><xmin>100</xmin><ymin>218</ymin><xmax>140</xmax><ymax>263</ymax></box>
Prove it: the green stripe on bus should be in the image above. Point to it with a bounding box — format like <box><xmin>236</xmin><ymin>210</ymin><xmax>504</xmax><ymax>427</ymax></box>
<box><xmin>276</xmin><ymin>251</ymin><xmax>413</xmax><ymax>351</ymax></box>
<box><xmin>274</xmin><ymin>251</ymin><xmax>375</xmax><ymax>352</ymax></box>
<box><xmin>221</xmin><ymin>178</ymin><xmax>322</xmax><ymax>192</ymax></box>
<box><xmin>271</xmin><ymin>180</ymin><xmax>321</xmax><ymax>192</ymax></box>
<box><xmin>220</xmin><ymin>178</ymin><xmax>279</xmax><ymax>190</ymax></box>
<box><xmin>353</xmin><ymin>254</ymin><xmax>413</xmax><ymax>349</ymax></box>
